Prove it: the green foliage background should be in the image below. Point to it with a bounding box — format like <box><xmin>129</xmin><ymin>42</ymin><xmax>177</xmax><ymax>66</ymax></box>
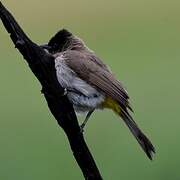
<box><xmin>0</xmin><ymin>0</ymin><xmax>179</xmax><ymax>179</ymax></box>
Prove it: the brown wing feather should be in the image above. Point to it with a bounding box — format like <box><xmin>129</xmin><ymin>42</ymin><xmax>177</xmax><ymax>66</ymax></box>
<box><xmin>63</xmin><ymin>50</ymin><xmax>131</xmax><ymax>110</ymax></box>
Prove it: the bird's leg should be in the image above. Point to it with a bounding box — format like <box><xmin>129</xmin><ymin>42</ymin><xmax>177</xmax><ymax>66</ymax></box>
<box><xmin>80</xmin><ymin>109</ymin><xmax>95</xmax><ymax>133</ymax></box>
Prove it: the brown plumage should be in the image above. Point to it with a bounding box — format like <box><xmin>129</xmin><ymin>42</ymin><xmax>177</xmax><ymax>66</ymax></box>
<box><xmin>42</xmin><ymin>29</ymin><xmax>155</xmax><ymax>160</ymax></box>
<box><xmin>64</xmin><ymin>50</ymin><xmax>129</xmax><ymax>108</ymax></box>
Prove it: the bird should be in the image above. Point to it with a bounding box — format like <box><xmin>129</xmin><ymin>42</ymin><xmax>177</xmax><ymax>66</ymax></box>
<box><xmin>40</xmin><ymin>29</ymin><xmax>155</xmax><ymax>160</ymax></box>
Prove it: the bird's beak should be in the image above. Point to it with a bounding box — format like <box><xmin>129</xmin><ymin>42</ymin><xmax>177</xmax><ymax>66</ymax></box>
<box><xmin>40</xmin><ymin>44</ymin><xmax>51</xmax><ymax>50</ymax></box>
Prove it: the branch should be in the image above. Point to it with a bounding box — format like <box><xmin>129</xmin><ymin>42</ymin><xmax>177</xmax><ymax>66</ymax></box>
<box><xmin>0</xmin><ymin>2</ymin><xmax>103</xmax><ymax>180</ymax></box>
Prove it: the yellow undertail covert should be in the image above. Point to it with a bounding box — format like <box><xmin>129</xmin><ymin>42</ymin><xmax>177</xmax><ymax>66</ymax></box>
<box><xmin>102</xmin><ymin>97</ymin><xmax>121</xmax><ymax>114</ymax></box>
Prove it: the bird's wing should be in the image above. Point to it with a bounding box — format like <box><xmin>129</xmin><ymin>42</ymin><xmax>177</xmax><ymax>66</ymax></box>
<box><xmin>63</xmin><ymin>50</ymin><xmax>155</xmax><ymax>160</ymax></box>
<box><xmin>63</xmin><ymin>50</ymin><xmax>131</xmax><ymax>110</ymax></box>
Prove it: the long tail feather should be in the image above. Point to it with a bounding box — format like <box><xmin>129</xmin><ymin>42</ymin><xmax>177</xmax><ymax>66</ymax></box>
<box><xmin>119</xmin><ymin>109</ymin><xmax>155</xmax><ymax>160</ymax></box>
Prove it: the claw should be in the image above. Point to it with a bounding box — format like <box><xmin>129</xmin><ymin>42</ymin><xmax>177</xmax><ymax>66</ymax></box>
<box><xmin>62</xmin><ymin>88</ymin><xmax>67</xmax><ymax>96</ymax></box>
<box><xmin>80</xmin><ymin>124</ymin><xmax>85</xmax><ymax>133</ymax></box>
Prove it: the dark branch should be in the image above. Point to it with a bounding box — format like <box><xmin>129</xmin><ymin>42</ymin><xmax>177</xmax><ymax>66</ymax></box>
<box><xmin>0</xmin><ymin>2</ymin><xmax>103</xmax><ymax>180</ymax></box>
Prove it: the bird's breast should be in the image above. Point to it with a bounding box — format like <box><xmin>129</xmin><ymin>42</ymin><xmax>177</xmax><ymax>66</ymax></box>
<box><xmin>55</xmin><ymin>55</ymin><xmax>105</xmax><ymax>113</ymax></box>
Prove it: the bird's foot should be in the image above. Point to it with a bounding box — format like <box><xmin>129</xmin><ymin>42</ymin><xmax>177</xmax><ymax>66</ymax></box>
<box><xmin>62</xmin><ymin>88</ymin><xmax>67</xmax><ymax>96</ymax></box>
<box><xmin>80</xmin><ymin>123</ymin><xmax>85</xmax><ymax>133</ymax></box>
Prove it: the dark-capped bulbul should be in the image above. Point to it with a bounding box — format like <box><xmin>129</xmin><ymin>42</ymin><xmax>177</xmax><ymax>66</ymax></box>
<box><xmin>41</xmin><ymin>29</ymin><xmax>155</xmax><ymax>160</ymax></box>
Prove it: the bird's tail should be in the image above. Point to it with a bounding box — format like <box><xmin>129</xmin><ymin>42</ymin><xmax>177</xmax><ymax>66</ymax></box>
<box><xmin>102</xmin><ymin>97</ymin><xmax>155</xmax><ymax>160</ymax></box>
<box><xmin>119</xmin><ymin>108</ymin><xmax>155</xmax><ymax>160</ymax></box>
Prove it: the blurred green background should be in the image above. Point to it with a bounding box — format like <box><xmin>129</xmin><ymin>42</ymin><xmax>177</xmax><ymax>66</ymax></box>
<box><xmin>0</xmin><ymin>0</ymin><xmax>179</xmax><ymax>179</ymax></box>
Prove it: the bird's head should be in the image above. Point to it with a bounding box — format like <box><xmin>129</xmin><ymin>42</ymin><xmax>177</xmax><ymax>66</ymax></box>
<box><xmin>40</xmin><ymin>29</ymin><xmax>73</xmax><ymax>54</ymax></box>
<box><xmin>40</xmin><ymin>29</ymin><xmax>86</xmax><ymax>54</ymax></box>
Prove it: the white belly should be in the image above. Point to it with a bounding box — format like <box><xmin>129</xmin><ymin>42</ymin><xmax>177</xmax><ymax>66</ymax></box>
<box><xmin>55</xmin><ymin>55</ymin><xmax>105</xmax><ymax>113</ymax></box>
